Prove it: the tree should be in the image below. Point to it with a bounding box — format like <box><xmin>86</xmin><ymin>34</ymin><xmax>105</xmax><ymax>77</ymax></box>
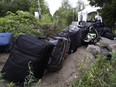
<box><xmin>53</xmin><ymin>0</ymin><xmax>76</xmax><ymax>28</ymax></box>
<box><xmin>89</xmin><ymin>0</ymin><xmax>116</xmax><ymax>27</ymax></box>
<box><xmin>75</xmin><ymin>0</ymin><xmax>85</xmax><ymax>21</ymax></box>
<box><xmin>0</xmin><ymin>0</ymin><xmax>52</xmax><ymax>19</ymax></box>
<box><xmin>76</xmin><ymin>0</ymin><xmax>85</xmax><ymax>12</ymax></box>
<box><xmin>0</xmin><ymin>0</ymin><xmax>32</xmax><ymax>16</ymax></box>
<box><xmin>40</xmin><ymin>0</ymin><xmax>50</xmax><ymax>15</ymax></box>
<box><xmin>61</xmin><ymin>0</ymin><xmax>71</xmax><ymax>9</ymax></box>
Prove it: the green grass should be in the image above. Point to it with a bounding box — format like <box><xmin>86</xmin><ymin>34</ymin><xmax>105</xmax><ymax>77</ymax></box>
<box><xmin>72</xmin><ymin>54</ymin><xmax>116</xmax><ymax>87</ymax></box>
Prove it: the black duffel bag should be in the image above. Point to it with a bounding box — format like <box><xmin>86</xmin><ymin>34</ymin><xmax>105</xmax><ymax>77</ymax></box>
<box><xmin>2</xmin><ymin>35</ymin><xmax>54</xmax><ymax>83</ymax></box>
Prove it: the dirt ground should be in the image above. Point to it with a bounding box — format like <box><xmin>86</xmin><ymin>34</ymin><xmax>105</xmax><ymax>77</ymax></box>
<box><xmin>0</xmin><ymin>46</ymin><xmax>93</xmax><ymax>87</ymax></box>
<box><xmin>0</xmin><ymin>53</ymin><xmax>9</xmax><ymax>71</ymax></box>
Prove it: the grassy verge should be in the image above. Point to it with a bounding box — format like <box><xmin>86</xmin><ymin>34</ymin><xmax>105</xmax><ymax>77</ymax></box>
<box><xmin>72</xmin><ymin>53</ymin><xmax>116</xmax><ymax>87</ymax></box>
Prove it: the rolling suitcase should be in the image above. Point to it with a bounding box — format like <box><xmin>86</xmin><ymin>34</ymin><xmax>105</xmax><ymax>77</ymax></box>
<box><xmin>68</xmin><ymin>28</ymin><xmax>82</xmax><ymax>53</ymax></box>
<box><xmin>0</xmin><ymin>33</ymin><xmax>13</xmax><ymax>52</ymax></box>
<box><xmin>2</xmin><ymin>35</ymin><xmax>54</xmax><ymax>83</ymax></box>
<box><xmin>80</xmin><ymin>26</ymin><xmax>89</xmax><ymax>43</ymax></box>
<box><xmin>58</xmin><ymin>30</ymin><xmax>70</xmax><ymax>54</ymax></box>
<box><xmin>47</xmin><ymin>37</ymin><xmax>67</xmax><ymax>72</ymax></box>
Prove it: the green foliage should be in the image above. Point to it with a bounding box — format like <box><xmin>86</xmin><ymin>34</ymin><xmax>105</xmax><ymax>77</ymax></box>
<box><xmin>6</xmin><ymin>82</ymin><xmax>15</xmax><ymax>87</ymax></box>
<box><xmin>89</xmin><ymin>0</ymin><xmax>116</xmax><ymax>28</ymax></box>
<box><xmin>72</xmin><ymin>54</ymin><xmax>116</xmax><ymax>87</ymax></box>
<box><xmin>0</xmin><ymin>10</ymin><xmax>60</xmax><ymax>39</ymax></box>
<box><xmin>39</xmin><ymin>13</ymin><xmax>53</xmax><ymax>25</ymax></box>
<box><xmin>61</xmin><ymin>0</ymin><xmax>72</xmax><ymax>9</ymax></box>
<box><xmin>53</xmin><ymin>0</ymin><xmax>76</xmax><ymax>28</ymax></box>
<box><xmin>0</xmin><ymin>0</ymin><xmax>53</xmax><ymax>23</ymax></box>
<box><xmin>0</xmin><ymin>0</ymin><xmax>51</xmax><ymax>17</ymax></box>
<box><xmin>0</xmin><ymin>73</ymin><xmax>4</xmax><ymax>85</ymax></box>
<box><xmin>101</xmin><ymin>0</ymin><xmax>116</xmax><ymax>27</ymax></box>
<box><xmin>0</xmin><ymin>72</ymin><xmax>15</xmax><ymax>87</ymax></box>
<box><xmin>0</xmin><ymin>0</ymin><xmax>32</xmax><ymax>17</ymax></box>
<box><xmin>76</xmin><ymin>0</ymin><xmax>85</xmax><ymax>12</ymax></box>
<box><xmin>40</xmin><ymin>0</ymin><xmax>50</xmax><ymax>15</ymax></box>
<box><xmin>37</xmin><ymin>23</ymin><xmax>62</xmax><ymax>39</ymax></box>
<box><xmin>0</xmin><ymin>11</ymin><xmax>41</xmax><ymax>37</ymax></box>
<box><xmin>29</xmin><ymin>0</ymin><xmax>38</xmax><ymax>14</ymax></box>
<box><xmin>24</xmin><ymin>61</ymin><xmax>41</xmax><ymax>87</ymax></box>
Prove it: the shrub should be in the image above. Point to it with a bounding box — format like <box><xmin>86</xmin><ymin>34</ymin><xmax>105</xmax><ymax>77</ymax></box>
<box><xmin>0</xmin><ymin>10</ymin><xmax>62</xmax><ymax>39</ymax></box>
<box><xmin>0</xmin><ymin>11</ymin><xmax>41</xmax><ymax>38</ymax></box>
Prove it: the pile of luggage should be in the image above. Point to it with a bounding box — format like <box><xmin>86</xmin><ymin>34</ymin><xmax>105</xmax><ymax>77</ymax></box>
<box><xmin>78</xmin><ymin>20</ymin><xmax>116</xmax><ymax>44</ymax></box>
<box><xmin>92</xmin><ymin>20</ymin><xmax>116</xmax><ymax>40</ymax></box>
<box><xmin>78</xmin><ymin>21</ymin><xmax>101</xmax><ymax>44</ymax></box>
<box><xmin>1</xmin><ymin>20</ymin><xmax>115</xmax><ymax>84</ymax></box>
<box><xmin>0</xmin><ymin>26</ymin><xmax>82</xmax><ymax>84</ymax></box>
<box><xmin>0</xmin><ymin>19</ymin><xmax>114</xmax><ymax>83</ymax></box>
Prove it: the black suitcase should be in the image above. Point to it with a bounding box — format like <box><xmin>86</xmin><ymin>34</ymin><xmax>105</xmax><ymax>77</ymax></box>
<box><xmin>68</xmin><ymin>28</ymin><xmax>82</xmax><ymax>53</ymax></box>
<box><xmin>2</xmin><ymin>35</ymin><xmax>54</xmax><ymax>83</ymax></box>
<box><xmin>15</xmin><ymin>35</ymin><xmax>51</xmax><ymax>57</ymax></box>
<box><xmin>58</xmin><ymin>30</ymin><xmax>70</xmax><ymax>54</ymax></box>
<box><xmin>104</xmin><ymin>32</ymin><xmax>116</xmax><ymax>40</ymax></box>
<box><xmin>96</xmin><ymin>27</ymin><xmax>104</xmax><ymax>36</ymax></box>
<box><xmin>80</xmin><ymin>27</ymin><xmax>89</xmax><ymax>44</ymax></box>
<box><xmin>47</xmin><ymin>37</ymin><xmax>67</xmax><ymax>72</ymax></box>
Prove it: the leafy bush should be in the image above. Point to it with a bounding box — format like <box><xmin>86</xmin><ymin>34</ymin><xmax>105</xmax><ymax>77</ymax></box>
<box><xmin>0</xmin><ymin>11</ymin><xmax>41</xmax><ymax>37</ymax></box>
<box><xmin>36</xmin><ymin>14</ymin><xmax>63</xmax><ymax>39</ymax></box>
<box><xmin>38</xmin><ymin>24</ymin><xmax>62</xmax><ymax>39</ymax></box>
<box><xmin>0</xmin><ymin>0</ymin><xmax>32</xmax><ymax>17</ymax></box>
<box><xmin>53</xmin><ymin>8</ymin><xmax>76</xmax><ymax>28</ymax></box>
<box><xmin>72</xmin><ymin>54</ymin><xmax>116</xmax><ymax>87</ymax></box>
<box><xmin>0</xmin><ymin>10</ymin><xmax>62</xmax><ymax>39</ymax></box>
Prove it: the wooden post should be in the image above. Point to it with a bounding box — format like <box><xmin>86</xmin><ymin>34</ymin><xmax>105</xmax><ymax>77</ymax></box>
<box><xmin>38</xmin><ymin>0</ymin><xmax>41</xmax><ymax>19</ymax></box>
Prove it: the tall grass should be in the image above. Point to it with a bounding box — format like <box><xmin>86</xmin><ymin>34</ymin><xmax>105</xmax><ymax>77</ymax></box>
<box><xmin>72</xmin><ymin>54</ymin><xmax>116</xmax><ymax>87</ymax></box>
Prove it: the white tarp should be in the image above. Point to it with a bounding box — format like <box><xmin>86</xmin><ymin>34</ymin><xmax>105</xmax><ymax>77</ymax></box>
<box><xmin>78</xmin><ymin>5</ymin><xmax>100</xmax><ymax>22</ymax></box>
